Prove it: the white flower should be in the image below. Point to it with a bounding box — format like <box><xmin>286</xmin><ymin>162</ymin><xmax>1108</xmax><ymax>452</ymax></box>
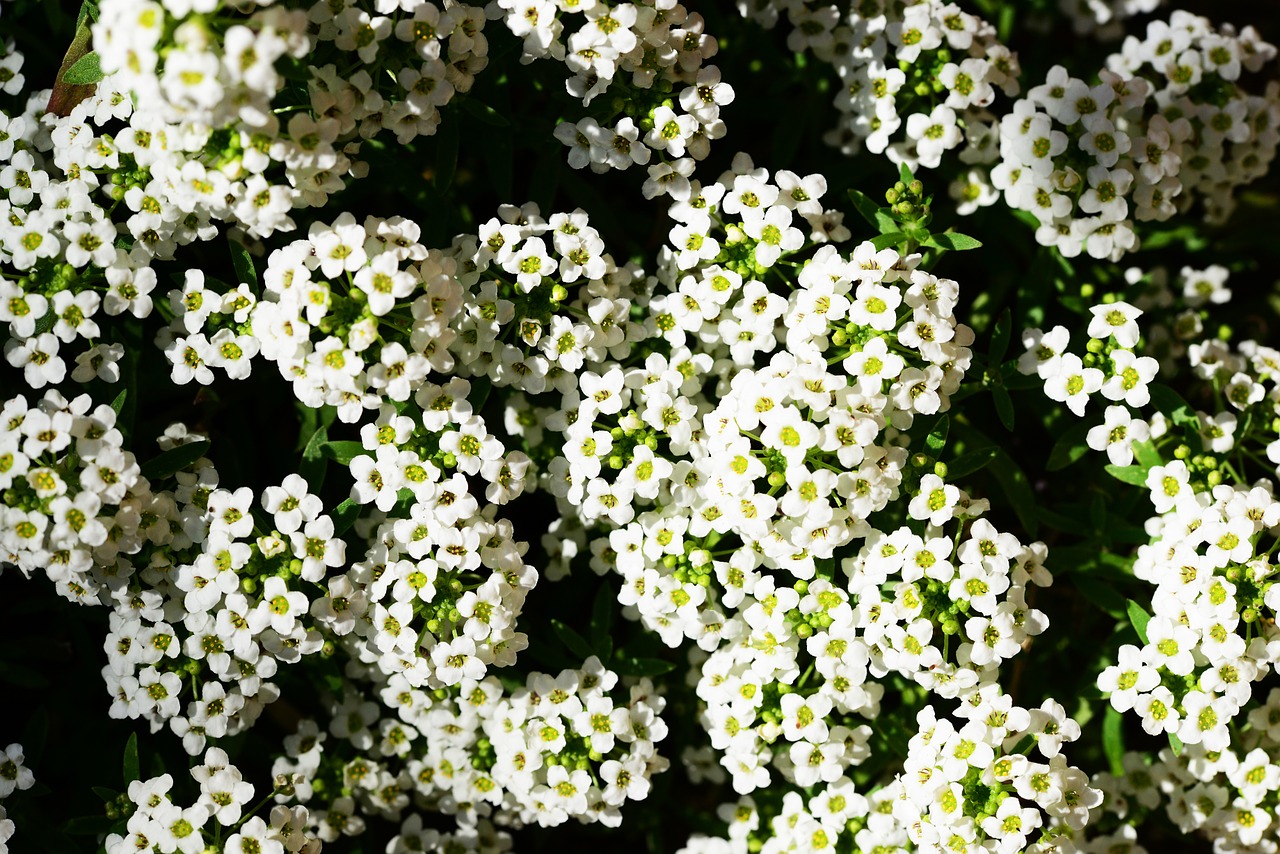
<box><xmin>1087</xmin><ymin>301</ymin><xmax>1142</xmax><ymax>347</ymax></box>
<box><xmin>1043</xmin><ymin>353</ymin><xmax>1103</xmax><ymax>416</ymax></box>
<box><xmin>0</xmin><ymin>744</ymin><xmax>34</xmax><ymax>797</ymax></box>
<box><xmin>1086</xmin><ymin>406</ymin><xmax>1151</xmax><ymax>466</ymax></box>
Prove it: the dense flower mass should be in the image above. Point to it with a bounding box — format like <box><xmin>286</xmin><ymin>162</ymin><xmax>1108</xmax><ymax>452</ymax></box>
<box><xmin>3</xmin><ymin>0</ymin><xmax>1280</xmax><ymax>852</ymax></box>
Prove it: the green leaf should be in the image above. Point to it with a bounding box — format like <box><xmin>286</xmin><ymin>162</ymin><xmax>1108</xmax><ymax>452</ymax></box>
<box><xmin>590</xmin><ymin>581</ymin><xmax>615</xmax><ymax>656</ymax></box>
<box><xmin>331</xmin><ymin>497</ymin><xmax>362</xmax><ymax>536</ymax></box>
<box><xmin>462</xmin><ymin>98</ymin><xmax>510</xmax><ymax>127</ymax></box>
<box><xmin>469</xmin><ymin>375</ymin><xmax>493</xmax><ymax>411</ymax></box>
<box><xmin>77</xmin><ymin>0</ymin><xmax>101</xmax><ymax>27</ymax></box>
<box><xmin>925</xmin><ymin>414</ymin><xmax>949</xmax><ymax>457</ymax></box>
<box><xmin>1148</xmin><ymin>383</ymin><xmax>1193</xmax><ymax>420</ymax></box>
<box><xmin>299</xmin><ymin>422</ymin><xmax>329</xmax><ymax>492</ymax></box>
<box><xmin>993</xmin><ymin>386</ymin><xmax>1015</xmax><ymax>431</ymax></box>
<box><xmin>122</xmin><ymin>732</ymin><xmax>139</xmax><ymax>784</ymax></box>
<box><xmin>945</xmin><ymin>447</ymin><xmax>998</xmax><ymax>480</ymax></box>
<box><xmin>62</xmin><ymin>50</ymin><xmax>103</xmax><ymax>85</ymax></box>
<box><xmin>91</xmin><ymin>786</ymin><xmax>119</xmax><ymax>803</ymax></box>
<box><xmin>925</xmin><ymin>231</ymin><xmax>983</xmax><ymax>251</ymax></box>
<box><xmin>1127</xmin><ymin>599</ymin><xmax>1152</xmax><ymax>644</ymax></box>
<box><xmin>65</xmin><ymin>816</ymin><xmax>114</xmax><ymax>835</ymax></box>
<box><xmin>615</xmin><ymin>656</ymin><xmax>675</xmax><ymax>677</ymax></box>
<box><xmin>321</xmin><ymin>441</ymin><xmax>366</xmax><ymax>466</ymax></box>
<box><xmin>1132</xmin><ymin>439</ymin><xmax>1162</xmax><ymax>470</ymax></box>
<box><xmin>847</xmin><ymin>189</ymin><xmax>881</xmax><ymax>228</ymax></box>
<box><xmin>139</xmin><ymin>440</ymin><xmax>210</xmax><ymax>482</ymax></box>
<box><xmin>1046</xmin><ymin>421</ymin><xmax>1093</xmax><ymax>471</ymax></box>
<box><xmin>1073</xmin><ymin>573</ymin><xmax>1127</xmax><ymax>618</ymax></box>
<box><xmin>228</xmin><ymin>236</ymin><xmax>257</xmax><ymax>287</ymax></box>
<box><xmin>1105</xmin><ymin>464</ymin><xmax>1149</xmax><ymax>487</ymax></box>
<box><xmin>50</xmin><ymin>20</ymin><xmax>97</xmax><ymax>117</ymax></box>
<box><xmin>870</xmin><ymin>232</ymin><xmax>906</xmax><ymax>251</ymax></box>
<box><xmin>434</xmin><ymin>118</ymin><xmax>459</xmax><ymax>192</ymax></box>
<box><xmin>549</xmin><ymin>619</ymin><xmax>593</xmax><ymax>661</ymax></box>
<box><xmin>898</xmin><ymin>162</ymin><xmax>914</xmax><ymax>185</ymax></box>
<box><xmin>32</xmin><ymin>308</ymin><xmax>56</xmax><ymax>336</ymax></box>
<box><xmin>1169</xmin><ymin>733</ymin><xmax>1183</xmax><ymax>756</ymax></box>
<box><xmin>109</xmin><ymin>388</ymin><xmax>127</xmax><ymax>415</ymax></box>
<box><xmin>989</xmin><ymin>309</ymin><xmax>1011</xmax><ymax>364</ymax></box>
<box><xmin>988</xmin><ymin>449</ymin><xmax>1039</xmax><ymax>538</ymax></box>
<box><xmin>1102</xmin><ymin>706</ymin><xmax>1125</xmax><ymax>776</ymax></box>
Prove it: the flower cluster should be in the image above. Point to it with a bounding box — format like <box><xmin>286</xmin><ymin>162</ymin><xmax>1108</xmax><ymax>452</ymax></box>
<box><xmin>105</xmin><ymin>750</ymin><xmax>324</xmax><ymax>854</ymax></box>
<box><xmin>740</xmin><ymin>0</ymin><xmax>1021</xmax><ymax>172</ymax></box>
<box><xmin>0</xmin><ymin>744</ymin><xmax>33</xmax><ymax>854</ymax></box>
<box><xmin>470</xmin><ymin>151</ymin><xmax>1099</xmax><ymax>850</ymax></box>
<box><xmin>1107</xmin><ymin>10</ymin><xmax>1280</xmax><ymax>225</ymax></box>
<box><xmin>1018</xmin><ymin>299</ymin><xmax>1158</xmax><ymax>419</ymax></box>
<box><xmin>521</xmin><ymin>0</ymin><xmax>733</xmax><ymax>174</ymax></box>
<box><xmin>991</xmin><ymin>12</ymin><xmax>1279</xmax><ymax>260</ymax></box>
<box><xmin>1056</xmin><ymin>0</ymin><xmax>1164</xmax><ymax>40</ymax></box>
<box><xmin>1018</xmin><ymin>250</ymin><xmax>1280</xmax><ymax>850</ymax></box>
<box><xmin>682</xmin><ymin>690</ymin><xmax>1098</xmax><ymax>854</ymax></box>
<box><xmin>0</xmin><ymin>390</ymin><xmax>147</xmax><ymax>601</ymax></box>
<box><xmin>272</xmin><ymin>658</ymin><xmax>667</xmax><ymax>835</ymax></box>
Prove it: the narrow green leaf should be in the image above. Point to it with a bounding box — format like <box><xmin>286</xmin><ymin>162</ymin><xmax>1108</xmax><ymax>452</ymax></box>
<box><xmin>109</xmin><ymin>388</ymin><xmax>127</xmax><ymax>415</ymax></box>
<box><xmin>1127</xmin><ymin>599</ymin><xmax>1152</xmax><ymax>644</ymax></box>
<box><xmin>62</xmin><ymin>50</ymin><xmax>103</xmax><ymax>85</ymax></box>
<box><xmin>434</xmin><ymin>118</ymin><xmax>459</xmax><ymax>192</ymax></box>
<box><xmin>1105</xmin><ymin>464</ymin><xmax>1149</xmax><ymax>487</ymax></box>
<box><xmin>846</xmin><ymin>189</ymin><xmax>881</xmax><ymax>228</ymax></box>
<box><xmin>993</xmin><ymin>386</ymin><xmax>1015</xmax><ymax>431</ymax></box>
<box><xmin>139</xmin><ymin>440</ymin><xmax>210</xmax><ymax>482</ymax></box>
<box><xmin>590</xmin><ymin>581</ymin><xmax>615</xmax><ymax>652</ymax></box>
<box><xmin>945</xmin><ymin>447</ymin><xmax>998</xmax><ymax>479</ymax></box>
<box><xmin>1073</xmin><ymin>573</ymin><xmax>1127</xmax><ymax>618</ymax></box>
<box><xmin>870</xmin><ymin>232</ymin><xmax>906</xmax><ymax>251</ymax></box>
<box><xmin>122</xmin><ymin>732</ymin><xmax>139</xmax><ymax>784</ymax></box>
<box><xmin>1046</xmin><ymin>421</ymin><xmax>1093</xmax><ymax>471</ymax></box>
<box><xmin>1131</xmin><ymin>440</ymin><xmax>1161</xmax><ymax>470</ymax></box>
<box><xmin>898</xmin><ymin>162</ymin><xmax>914</xmax><ymax>185</ymax></box>
<box><xmin>1102</xmin><ymin>706</ymin><xmax>1125</xmax><ymax>776</ymax></box>
<box><xmin>988</xmin><ymin>449</ymin><xmax>1039</xmax><ymax>538</ymax></box>
<box><xmin>549</xmin><ymin>619</ymin><xmax>593</xmax><ymax>661</ymax></box>
<box><xmin>32</xmin><ymin>309</ymin><xmax>56</xmax><ymax>336</ymax></box>
<box><xmin>228</xmin><ymin>236</ymin><xmax>257</xmax><ymax>287</ymax></box>
<box><xmin>989</xmin><ymin>309</ymin><xmax>1011</xmax><ymax>364</ymax></box>
<box><xmin>462</xmin><ymin>98</ymin><xmax>510</xmax><ymax>127</ymax></box>
<box><xmin>616</xmin><ymin>657</ymin><xmax>675</xmax><ymax>677</ymax></box>
<box><xmin>926</xmin><ymin>231</ymin><xmax>983</xmax><ymax>251</ymax></box>
<box><xmin>321</xmin><ymin>441</ymin><xmax>366</xmax><ymax>466</ymax></box>
<box><xmin>331</xmin><ymin>497</ymin><xmax>361</xmax><ymax>536</ymax></box>
<box><xmin>1148</xmin><ymin>383</ymin><xmax>1192</xmax><ymax>420</ymax></box>
<box><xmin>91</xmin><ymin>786</ymin><xmax>118</xmax><ymax>803</ymax></box>
<box><xmin>1169</xmin><ymin>733</ymin><xmax>1183</xmax><ymax>756</ymax></box>
<box><xmin>65</xmin><ymin>816</ymin><xmax>114</xmax><ymax>835</ymax></box>
<box><xmin>925</xmin><ymin>415</ymin><xmax>949</xmax><ymax>457</ymax></box>
<box><xmin>299</xmin><ymin>423</ymin><xmax>329</xmax><ymax>492</ymax></box>
<box><xmin>49</xmin><ymin>20</ymin><xmax>97</xmax><ymax>117</ymax></box>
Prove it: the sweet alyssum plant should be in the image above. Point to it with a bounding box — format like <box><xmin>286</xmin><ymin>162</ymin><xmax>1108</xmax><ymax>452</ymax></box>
<box><xmin>2</xmin><ymin>0</ymin><xmax>1280</xmax><ymax>852</ymax></box>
